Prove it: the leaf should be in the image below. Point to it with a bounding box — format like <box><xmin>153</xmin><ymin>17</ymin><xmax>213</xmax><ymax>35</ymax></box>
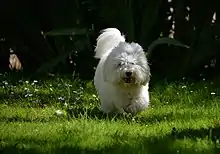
<box><xmin>34</xmin><ymin>50</ymin><xmax>72</xmax><ymax>75</ymax></box>
<box><xmin>44</xmin><ymin>28</ymin><xmax>90</xmax><ymax>36</ymax></box>
<box><xmin>147</xmin><ymin>37</ymin><xmax>190</xmax><ymax>58</ymax></box>
<box><xmin>34</xmin><ymin>36</ymin><xmax>89</xmax><ymax>76</ymax></box>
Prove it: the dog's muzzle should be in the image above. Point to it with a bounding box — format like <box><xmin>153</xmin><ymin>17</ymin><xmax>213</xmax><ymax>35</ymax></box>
<box><xmin>123</xmin><ymin>71</ymin><xmax>134</xmax><ymax>83</ymax></box>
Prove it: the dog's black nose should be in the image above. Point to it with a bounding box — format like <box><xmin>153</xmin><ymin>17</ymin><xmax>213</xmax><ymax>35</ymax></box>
<box><xmin>125</xmin><ymin>71</ymin><xmax>132</xmax><ymax>77</ymax></box>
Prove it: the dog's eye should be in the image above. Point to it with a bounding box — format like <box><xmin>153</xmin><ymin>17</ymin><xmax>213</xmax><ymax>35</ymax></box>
<box><xmin>130</xmin><ymin>62</ymin><xmax>135</xmax><ymax>65</ymax></box>
<box><xmin>116</xmin><ymin>63</ymin><xmax>122</xmax><ymax>67</ymax></box>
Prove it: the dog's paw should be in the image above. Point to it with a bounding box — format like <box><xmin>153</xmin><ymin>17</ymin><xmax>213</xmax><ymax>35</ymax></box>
<box><xmin>124</xmin><ymin>104</ymin><xmax>137</xmax><ymax>116</ymax></box>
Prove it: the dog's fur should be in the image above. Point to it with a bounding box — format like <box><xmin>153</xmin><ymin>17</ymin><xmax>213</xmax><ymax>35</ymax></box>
<box><xmin>94</xmin><ymin>28</ymin><xmax>150</xmax><ymax>115</ymax></box>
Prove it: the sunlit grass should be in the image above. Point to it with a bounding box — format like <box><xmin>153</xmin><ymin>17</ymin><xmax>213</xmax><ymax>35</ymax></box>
<box><xmin>0</xmin><ymin>73</ymin><xmax>220</xmax><ymax>154</ymax></box>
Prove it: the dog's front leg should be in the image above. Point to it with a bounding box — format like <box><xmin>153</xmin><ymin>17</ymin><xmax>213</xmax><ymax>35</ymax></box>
<box><xmin>124</xmin><ymin>101</ymin><xmax>149</xmax><ymax>116</ymax></box>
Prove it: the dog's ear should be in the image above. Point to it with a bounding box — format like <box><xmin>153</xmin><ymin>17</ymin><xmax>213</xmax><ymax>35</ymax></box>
<box><xmin>145</xmin><ymin>72</ymin><xmax>151</xmax><ymax>85</ymax></box>
<box><xmin>142</xmin><ymin>65</ymin><xmax>151</xmax><ymax>85</ymax></box>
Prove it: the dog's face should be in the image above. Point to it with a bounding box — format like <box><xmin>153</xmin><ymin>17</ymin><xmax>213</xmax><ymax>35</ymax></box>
<box><xmin>103</xmin><ymin>42</ymin><xmax>150</xmax><ymax>87</ymax></box>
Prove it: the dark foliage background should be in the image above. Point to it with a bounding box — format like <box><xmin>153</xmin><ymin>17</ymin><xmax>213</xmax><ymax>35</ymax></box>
<box><xmin>1</xmin><ymin>0</ymin><xmax>220</xmax><ymax>82</ymax></box>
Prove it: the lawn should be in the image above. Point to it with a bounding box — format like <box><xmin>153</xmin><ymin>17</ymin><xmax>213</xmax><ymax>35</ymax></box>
<box><xmin>0</xmin><ymin>74</ymin><xmax>220</xmax><ymax>154</ymax></box>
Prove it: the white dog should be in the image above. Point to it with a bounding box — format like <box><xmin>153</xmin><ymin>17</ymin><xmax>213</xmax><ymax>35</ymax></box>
<box><xmin>94</xmin><ymin>28</ymin><xmax>150</xmax><ymax>115</ymax></box>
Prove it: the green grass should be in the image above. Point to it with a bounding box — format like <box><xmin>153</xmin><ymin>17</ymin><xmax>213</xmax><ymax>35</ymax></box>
<box><xmin>1</xmin><ymin>75</ymin><xmax>220</xmax><ymax>154</ymax></box>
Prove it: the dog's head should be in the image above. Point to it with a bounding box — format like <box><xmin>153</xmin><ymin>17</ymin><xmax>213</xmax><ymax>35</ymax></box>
<box><xmin>103</xmin><ymin>42</ymin><xmax>150</xmax><ymax>87</ymax></box>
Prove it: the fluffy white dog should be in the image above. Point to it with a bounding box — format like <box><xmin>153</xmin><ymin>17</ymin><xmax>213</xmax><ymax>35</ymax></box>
<box><xmin>94</xmin><ymin>28</ymin><xmax>150</xmax><ymax>115</ymax></box>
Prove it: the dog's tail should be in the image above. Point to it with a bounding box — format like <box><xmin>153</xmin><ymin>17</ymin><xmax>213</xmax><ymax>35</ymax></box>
<box><xmin>94</xmin><ymin>28</ymin><xmax>125</xmax><ymax>59</ymax></box>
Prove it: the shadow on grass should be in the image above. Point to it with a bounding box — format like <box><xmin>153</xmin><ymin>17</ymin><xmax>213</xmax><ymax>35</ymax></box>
<box><xmin>0</xmin><ymin>91</ymin><xmax>23</xmax><ymax>102</ymax></box>
<box><xmin>172</xmin><ymin>125</ymin><xmax>220</xmax><ymax>142</ymax></box>
<box><xmin>0</xmin><ymin>115</ymin><xmax>63</xmax><ymax>123</ymax></box>
<box><xmin>2</xmin><ymin>126</ymin><xmax>220</xmax><ymax>154</ymax></box>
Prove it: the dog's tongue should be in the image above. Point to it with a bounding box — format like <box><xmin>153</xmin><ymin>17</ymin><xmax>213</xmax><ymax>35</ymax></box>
<box><xmin>124</xmin><ymin>77</ymin><xmax>132</xmax><ymax>83</ymax></box>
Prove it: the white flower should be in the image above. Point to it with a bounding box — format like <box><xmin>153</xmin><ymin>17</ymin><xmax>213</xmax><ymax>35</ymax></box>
<box><xmin>204</xmin><ymin>65</ymin><xmax>209</xmax><ymax>68</ymax></box>
<box><xmin>73</xmin><ymin>91</ymin><xmax>77</xmax><ymax>94</ymax></box>
<box><xmin>58</xmin><ymin>97</ymin><xmax>65</xmax><ymax>101</ymax></box>
<box><xmin>24</xmin><ymin>87</ymin><xmax>28</xmax><ymax>90</ymax></box>
<box><xmin>65</xmin><ymin>84</ymin><xmax>72</xmax><ymax>87</ymax></box>
<box><xmin>55</xmin><ymin>110</ymin><xmax>64</xmax><ymax>116</ymax></box>
<box><xmin>25</xmin><ymin>93</ymin><xmax>33</xmax><ymax>97</ymax></box>
<box><xmin>170</xmin><ymin>7</ymin><xmax>174</xmax><ymax>13</ymax></box>
<box><xmin>64</xmin><ymin>102</ymin><xmax>68</xmax><ymax>108</ymax></box>
<box><xmin>92</xmin><ymin>94</ymin><xmax>97</xmax><ymax>98</ymax></box>
<box><xmin>210</xmin><ymin>59</ymin><xmax>216</xmax><ymax>67</ymax></box>
<box><xmin>3</xmin><ymin>81</ymin><xmax>8</xmax><ymax>85</ymax></box>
